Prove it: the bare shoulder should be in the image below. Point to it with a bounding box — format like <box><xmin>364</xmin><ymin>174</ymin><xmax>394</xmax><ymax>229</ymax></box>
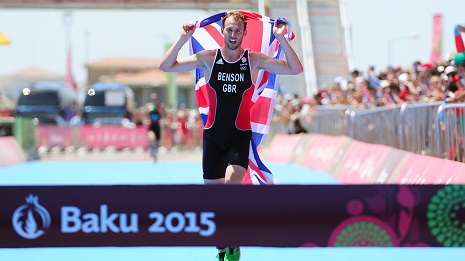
<box><xmin>196</xmin><ymin>49</ymin><xmax>216</xmax><ymax>68</ymax></box>
<box><xmin>196</xmin><ymin>49</ymin><xmax>216</xmax><ymax>57</ymax></box>
<box><xmin>248</xmin><ymin>51</ymin><xmax>267</xmax><ymax>61</ymax></box>
<box><xmin>249</xmin><ymin>51</ymin><xmax>270</xmax><ymax>69</ymax></box>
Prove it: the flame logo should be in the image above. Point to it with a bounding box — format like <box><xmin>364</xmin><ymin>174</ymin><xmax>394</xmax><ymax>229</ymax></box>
<box><xmin>12</xmin><ymin>194</ymin><xmax>51</xmax><ymax>239</ymax></box>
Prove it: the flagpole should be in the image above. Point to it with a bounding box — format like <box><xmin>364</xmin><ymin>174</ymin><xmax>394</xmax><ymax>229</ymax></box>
<box><xmin>84</xmin><ymin>31</ymin><xmax>90</xmax><ymax>64</ymax></box>
<box><xmin>62</xmin><ymin>11</ymin><xmax>77</xmax><ymax>91</ymax></box>
<box><xmin>62</xmin><ymin>11</ymin><xmax>73</xmax><ymax>57</ymax></box>
<box><xmin>258</xmin><ymin>0</ymin><xmax>265</xmax><ymax>15</ymax></box>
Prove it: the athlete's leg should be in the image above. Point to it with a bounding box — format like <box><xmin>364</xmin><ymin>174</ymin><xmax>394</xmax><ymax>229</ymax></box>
<box><xmin>216</xmin><ymin>247</ymin><xmax>227</xmax><ymax>261</ymax></box>
<box><xmin>201</xmin><ymin>132</ymin><xmax>232</xmax><ymax>257</ymax></box>
<box><xmin>202</xmin><ymin>132</ymin><xmax>227</xmax><ymax>184</ymax></box>
<box><xmin>225</xmin><ymin>165</ymin><xmax>246</xmax><ymax>183</ymax></box>
<box><xmin>148</xmin><ymin>130</ymin><xmax>156</xmax><ymax>158</ymax></box>
<box><xmin>224</xmin><ymin>130</ymin><xmax>251</xmax><ymax>184</ymax></box>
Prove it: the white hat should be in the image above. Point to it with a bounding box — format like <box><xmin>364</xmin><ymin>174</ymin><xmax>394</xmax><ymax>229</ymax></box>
<box><xmin>355</xmin><ymin>76</ymin><xmax>365</xmax><ymax>83</ymax></box>
<box><xmin>398</xmin><ymin>73</ymin><xmax>409</xmax><ymax>83</ymax></box>
<box><xmin>339</xmin><ymin>79</ymin><xmax>348</xmax><ymax>90</ymax></box>
<box><xmin>445</xmin><ymin>65</ymin><xmax>455</xmax><ymax>75</ymax></box>
<box><xmin>380</xmin><ymin>80</ymin><xmax>390</xmax><ymax>88</ymax></box>
<box><xmin>334</xmin><ymin>76</ymin><xmax>344</xmax><ymax>84</ymax></box>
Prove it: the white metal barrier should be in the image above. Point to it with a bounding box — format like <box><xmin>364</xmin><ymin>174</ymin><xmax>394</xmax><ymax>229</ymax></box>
<box><xmin>301</xmin><ymin>105</ymin><xmax>352</xmax><ymax>136</ymax></box>
<box><xmin>399</xmin><ymin>102</ymin><xmax>443</xmax><ymax>156</ymax></box>
<box><xmin>435</xmin><ymin>103</ymin><xmax>465</xmax><ymax>162</ymax></box>
<box><xmin>347</xmin><ymin>105</ymin><xmax>401</xmax><ymax>148</ymax></box>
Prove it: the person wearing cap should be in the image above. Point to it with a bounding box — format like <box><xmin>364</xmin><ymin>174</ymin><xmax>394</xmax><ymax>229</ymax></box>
<box><xmin>446</xmin><ymin>52</ymin><xmax>465</xmax><ymax>102</ymax></box>
<box><xmin>398</xmin><ymin>72</ymin><xmax>420</xmax><ymax>102</ymax></box>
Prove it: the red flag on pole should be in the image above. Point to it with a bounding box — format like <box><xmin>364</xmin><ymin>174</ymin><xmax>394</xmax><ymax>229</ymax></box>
<box><xmin>66</xmin><ymin>46</ymin><xmax>77</xmax><ymax>90</ymax></box>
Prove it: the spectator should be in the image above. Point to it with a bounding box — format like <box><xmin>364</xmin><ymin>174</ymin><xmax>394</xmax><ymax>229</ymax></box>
<box><xmin>446</xmin><ymin>52</ymin><xmax>465</xmax><ymax>102</ymax></box>
<box><xmin>69</xmin><ymin>111</ymin><xmax>84</xmax><ymax>126</ymax></box>
<box><xmin>428</xmin><ymin>75</ymin><xmax>447</xmax><ymax>102</ymax></box>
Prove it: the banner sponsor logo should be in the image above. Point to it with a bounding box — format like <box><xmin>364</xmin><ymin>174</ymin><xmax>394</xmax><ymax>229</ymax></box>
<box><xmin>12</xmin><ymin>194</ymin><xmax>51</xmax><ymax>239</ymax></box>
<box><xmin>7</xmin><ymin>191</ymin><xmax>217</xmax><ymax>243</ymax></box>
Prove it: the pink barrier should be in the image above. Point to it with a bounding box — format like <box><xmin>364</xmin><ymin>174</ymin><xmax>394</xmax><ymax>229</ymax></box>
<box><xmin>299</xmin><ymin>135</ymin><xmax>353</xmax><ymax>174</ymax></box>
<box><xmin>36</xmin><ymin>124</ymin><xmax>204</xmax><ymax>150</ymax></box>
<box><xmin>337</xmin><ymin>143</ymin><xmax>390</xmax><ymax>184</ymax></box>
<box><xmin>79</xmin><ymin>125</ymin><xmax>149</xmax><ymax>150</ymax></box>
<box><xmin>265</xmin><ymin>134</ymin><xmax>465</xmax><ymax>184</ymax></box>
<box><xmin>266</xmin><ymin>134</ymin><xmax>308</xmax><ymax>163</ymax></box>
<box><xmin>371</xmin><ymin>147</ymin><xmax>407</xmax><ymax>183</ymax></box>
<box><xmin>394</xmin><ymin>153</ymin><xmax>465</xmax><ymax>184</ymax></box>
<box><xmin>37</xmin><ymin>125</ymin><xmax>74</xmax><ymax>148</ymax></box>
<box><xmin>0</xmin><ymin>136</ymin><xmax>26</xmax><ymax>166</ymax></box>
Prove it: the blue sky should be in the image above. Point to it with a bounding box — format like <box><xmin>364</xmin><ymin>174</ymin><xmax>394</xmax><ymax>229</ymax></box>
<box><xmin>0</xmin><ymin>0</ymin><xmax>464</xmax><ymax>84</ymax></box>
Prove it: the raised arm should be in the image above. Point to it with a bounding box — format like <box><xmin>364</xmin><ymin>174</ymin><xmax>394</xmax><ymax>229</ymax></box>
<box><xmin>253</xmin><ymin>20</ymin><xmax>303</xmax><ymax>75</ymax></box>
<box><xmin>158</xmin><ymin>22</ymin><xmax>203</xmax><ymax>72</ymax></box>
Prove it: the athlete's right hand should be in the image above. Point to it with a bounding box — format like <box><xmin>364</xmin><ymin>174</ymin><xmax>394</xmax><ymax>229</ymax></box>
<box><xmin>180</xmin><ymin>21</ymin><xmax>196</xmax><ymax>39</ymax></box>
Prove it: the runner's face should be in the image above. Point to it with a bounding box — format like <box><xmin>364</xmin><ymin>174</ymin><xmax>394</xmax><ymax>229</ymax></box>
<box><xmin>222</xmin><ymin>17</ymin><xmax>246</xmax><ymax>50</ymax></box>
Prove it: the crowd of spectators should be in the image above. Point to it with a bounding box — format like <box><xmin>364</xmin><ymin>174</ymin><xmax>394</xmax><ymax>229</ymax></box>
<box><xmin>271</xmin><ymin>54</ymin><xmax>465</xmax><ymax>134</ymax></box>
<box><xmin>139</xmin><ymin>55</ymin><xmax>465</xmax><ymax>142</ymax></box>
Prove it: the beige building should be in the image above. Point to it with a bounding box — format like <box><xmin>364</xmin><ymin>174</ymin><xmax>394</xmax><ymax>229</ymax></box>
<box><xmin>85</xmin><ymin>57</ymin><xmax>196</xmax><ymax>109</ymax></box>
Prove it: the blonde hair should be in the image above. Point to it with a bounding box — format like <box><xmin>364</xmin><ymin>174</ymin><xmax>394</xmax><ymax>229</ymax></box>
<box><xmin>221</xmin><ymin>11</ymin><xmax>247</xmax><ymax>30</ymax></box>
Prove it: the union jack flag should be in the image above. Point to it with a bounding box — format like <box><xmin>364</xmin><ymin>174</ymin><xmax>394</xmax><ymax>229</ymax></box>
<box><xmin>189</xmin><ymin>11</ymin><xmax>295</xmax><ymax>185</ymax></box>
<box><xmin>455</xmin><ymin>25</ymin><xmax>464</xmax><ymax>53</ymax></box>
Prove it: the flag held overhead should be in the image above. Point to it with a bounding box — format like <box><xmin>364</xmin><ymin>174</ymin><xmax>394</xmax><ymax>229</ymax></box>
<box><xmin>189</xmin><ymin>11</ymin><xmax>295</xmax><ymax>185</ymax></box>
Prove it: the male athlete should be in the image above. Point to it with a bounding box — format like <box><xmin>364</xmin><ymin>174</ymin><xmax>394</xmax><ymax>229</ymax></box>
<box><xmin>147</xmin><ymin>93</ymin><xmax>162</xmax><ymax>161</ymax></box>
<box><xmin>159</xmin><ymin>11</ymin><xmax>303</xmax><ymax>261</ymax></box>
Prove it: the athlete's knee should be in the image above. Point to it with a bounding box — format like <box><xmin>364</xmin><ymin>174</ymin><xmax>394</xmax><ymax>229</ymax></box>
<box><xmin>148</xmin><ymin>131</ymin><xmax>156</xmax><ymax>140</ymax></box>
<box><xmin>225</xmin><ymin>165</ymin><xmax>247</xmax><ymax>183</ymax></box>
<box><xmin>150</xmin><ymin>140</ymin><xmax>158</xmax><ymax>148</ymax></box>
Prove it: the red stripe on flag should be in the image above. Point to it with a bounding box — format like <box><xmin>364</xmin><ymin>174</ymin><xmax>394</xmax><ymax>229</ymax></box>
<box><xmin>241</xmin><ymin>19</ymin><xmax>264</xmax><ymax>52</ymax></box>
<box><xmin>248</xmin><ymin>158</ymin><xmax>269</xmax><ymax>183</ymax></box>
<box><xmin>258</xmin><ymin>71</ymin><xmax>270</xmax><ymax>89</ymax></box>
<box><xmin>456</xmin><ymin>35</ymin><xmax>465</xmax><ymax>53</ymax></box>
<box><xmin>203</xmin><ymin>24</ymin><xmax>223</xmax><ymax>47</ymax></box>
<box><xmin>243</xmin><ymin>169</ymin><xmax>253</xmax><ymax>184</ymax></box>
<box><xmin>195</xmin><ymin>84</ymin><xmax>209</xmax><ymax>108</ymax></box>
<box><xmin>240</xmin><ymin>11</ymin><xmax>263</xmax><ymax>20</ymax></box>
<box><xmin>250</xmin><ymin>97</ymin><xmax>272</xmax><ymax>125</ymax></box>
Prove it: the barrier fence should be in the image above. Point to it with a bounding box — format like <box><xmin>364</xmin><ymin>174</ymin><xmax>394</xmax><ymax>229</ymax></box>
<box><xmin>399</xmin><ymin>102</ymin><xmax>443</xmax><ymax>156</ymax></box>
<box><xmin>301</xmin><ymin>105</ymin><xmax>351</xmax><ymax>136</ymax></box>
<box><xmin>347</xmin><ymin>105</ymin><xmax>401</xmax><ymax>148</ymax></box>
<box><xmin>436</xmin><ymin>104</ymin><xmax>465</xmax><ymax>161</ymax></box>
<box><xmin>285</xmin><ymin>102</ymin><xmax>465</xmax><ymax>164</ymax></box>
<box><xmin>7</xmin><ymin>102</ymin><xmax>465</xmax><ymax>163</ymax></box>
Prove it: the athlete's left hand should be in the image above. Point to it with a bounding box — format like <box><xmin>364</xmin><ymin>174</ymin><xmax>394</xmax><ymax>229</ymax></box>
<box><xmin>273</xmin><ymin>19</ymin><xmax>287</xmax><ymax>38</ymax></box>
